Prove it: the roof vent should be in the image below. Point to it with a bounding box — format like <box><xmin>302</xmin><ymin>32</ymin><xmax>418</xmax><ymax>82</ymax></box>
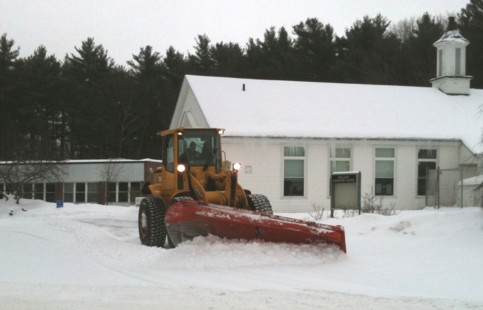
<box><xmin>447</xmin><ymin>16</ymin><xmax>457</xmax><ymax>31</ymax></box>
<box><xmin>242</xmin><ymin>83</ymin><xmax>246</xmax><ymax>91</ymax></box>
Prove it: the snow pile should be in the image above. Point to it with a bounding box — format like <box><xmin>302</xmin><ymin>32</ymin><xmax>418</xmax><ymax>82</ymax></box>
<box><xmin>1</xmin><ymin>198</ymin><xmax>482</xmax><ymax>309</ymax></box>
<box><xmin>165</xmin><ymin>235</ymin><xmax>342</xmax><ymax>269</ymax></box>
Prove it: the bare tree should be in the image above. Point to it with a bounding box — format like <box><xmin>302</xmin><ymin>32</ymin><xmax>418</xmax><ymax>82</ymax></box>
<box><xmin>99</xmin><ymin>159</ymin><xmax>123</xmax><ymax>205</ymax></box>
<box><xmin>0</xmin><ymin>160</ymin><xmax>64</xmax><ymax>204</ymax></box>
<box><xmin>390</xmin><ymin>17</ymin><xmax>417</xmax><ymax>42</ymax></box>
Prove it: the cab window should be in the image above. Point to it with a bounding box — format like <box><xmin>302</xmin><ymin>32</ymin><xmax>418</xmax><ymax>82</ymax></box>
<box><xmin>178</xmin><ymin>130</ymin><xmax>219</xmax><ymax>168</ymax></box>
<box><xmin>165</xmin><ymin>135</ymin><xmax>174</xmax><ymax>172</ymax></box>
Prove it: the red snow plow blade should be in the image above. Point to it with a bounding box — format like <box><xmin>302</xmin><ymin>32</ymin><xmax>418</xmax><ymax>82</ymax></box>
<box><xmin>165</xmin><ymin>200</ymin><xmax>346</xmax><ymax>253</ymax></box>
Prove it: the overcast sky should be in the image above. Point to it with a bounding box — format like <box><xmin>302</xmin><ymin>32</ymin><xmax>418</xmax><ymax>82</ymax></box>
<box><xmin>0</xmin><ymin>0</ymin><xmax>469</xmax><ymax>65</ymax></box>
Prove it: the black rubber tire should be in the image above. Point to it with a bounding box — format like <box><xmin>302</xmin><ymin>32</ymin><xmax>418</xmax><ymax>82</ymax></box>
<box><xmin>247</xmin><ymin>194</ymin><xmax>273</xmax><ymax>215</ymax></box>
<box><xmin>138</xmin><ymin>197</ymin><xmax>167</xmax><ymax>247</ymax></box>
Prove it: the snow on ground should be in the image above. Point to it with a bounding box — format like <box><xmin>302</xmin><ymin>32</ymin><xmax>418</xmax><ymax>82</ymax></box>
<box><xmin>1</xmin><ymin>197</ymin><xmax>482</xmax><ymax>309</ymax></box>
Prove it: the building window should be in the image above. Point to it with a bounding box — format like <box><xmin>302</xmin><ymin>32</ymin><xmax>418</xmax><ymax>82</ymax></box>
<box><xmin>165</xmin><ymin>135</ymin><xmax>174</xmax><ymax>172</ymax></box>
<box><xmin>64</xmin><ymin>183</ymin><xmax>74</xmax><ymax>202</ymax></box>
<box><xmin>76</xmin><ymin>183</ymin><xmax>86</xmax><ymax>202</ymax></box>
<box><xmin>106</xmin><ymin>182</ymin><xmax>131</xmax><ymax>203</ymax></box>
<box><xmin>6</xmin><ymin>183</ymin><xmax>14</xmax><ymax>194</ymax></box>
<box><xmin>375</xmin><ymin>148</ymin><xmax>395</xmax><ymax>196</ymax></box>
<box><xmin>455</xmin><ymin>48</ymin><xmax>461</xmax><ymax>75</ymax></box>
<box><xmin>108</xmin><ymin>183</ymin><xmax>117</xmax><ymax>202</ymax></box>
<box><xmin>130</xmin><ymin>182</ymin><xmax>141</xmax><ymax>203</ymax></box>
<box><xmin>87</xmin><ymin>183</ymin><xmax>98</xmax><ymax>203</ymax></box>
<box><xmin>283</xmin><ymin>146</ymin><xmax>305</xmax><ymax>196</ymax></box>
<box><xmin>34</xmin><ymin>183</ymin><xmax>44</xmax><ymax>200</ymax></box>
<box><xmin>23</xmin><ymin>183</ymin><xmax>33</xmax><ymax>199</ymax></box>
<box><xmin>417</xmin><ymin>149</ymin><xmax>437</xmax><ymax>196</ymax></box>
<box><xmin>330</xmin><ymin>147</ymin><xmax>351</xmax><ymax>174</ymax></box>
<box><xmin>46</xmin><ymin>183</ymin><xmax>55</xmax><ymax>202</ymax></box>
<box><xmin>118</xmin><ymin>182</ymin><xmax>129</xmax><ymax>202</ymax></box>
<box><xmin>438</xmin><ymin>49</ymin><xmax>443</xmax><ymax>77</ymax></box>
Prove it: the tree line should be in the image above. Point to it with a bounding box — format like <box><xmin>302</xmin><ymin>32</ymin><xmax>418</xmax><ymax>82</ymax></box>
<box><xmin>1</xmin><ymin>1</ymin><xmax>482</xmax><ymax>161</ymax></box>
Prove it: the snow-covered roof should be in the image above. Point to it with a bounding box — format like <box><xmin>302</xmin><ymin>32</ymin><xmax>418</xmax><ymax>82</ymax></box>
<box><xmin>458</xmin><ymin>175</ymin><xmax>483</xmax><ymax>187</ymax></box>
<box><xmin>0</xmin><ymin>158</ymin><xmax>163</xmax><ymax>165</ymax></box>
<box><xmin>434</xmin><ymin>29</ymin><xmax>469</xmax><ymax>45</ymax></box>
<box><xmin>60</xmin><ymin>158</ymin><xmax>163</xmax><ymax>164</ymax></box>
<box><xmin>183</xmin><ymin>75</ymin><xmax>483</xmax><ymax>154</ymax></box>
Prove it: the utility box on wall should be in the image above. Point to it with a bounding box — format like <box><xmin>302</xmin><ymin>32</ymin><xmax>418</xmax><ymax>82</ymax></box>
<box><xmin>330</xmin><ymin>171</ymin><xmax>361</xmax><ymax>216</ymax></box>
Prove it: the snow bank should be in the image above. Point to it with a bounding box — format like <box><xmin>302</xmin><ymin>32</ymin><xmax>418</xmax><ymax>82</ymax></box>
<box><xmin>1</xmin><ymin>198</ymin><xmax>482</xmax><ymax>309</ymax></box>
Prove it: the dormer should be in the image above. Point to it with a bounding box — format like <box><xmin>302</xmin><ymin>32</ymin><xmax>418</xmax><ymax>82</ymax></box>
<box><xmin>430</xmin><ymin>17</ymin><xmax>472</xmax><ymax>95</ymax></box>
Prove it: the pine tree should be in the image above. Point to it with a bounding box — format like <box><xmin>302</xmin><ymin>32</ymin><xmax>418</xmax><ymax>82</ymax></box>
<box><xmin>128</xmin><ymin>45</ymin><xmax>166</xmax><ymax>158</ymax></box>
<box><xmin>246</xmin><ymin>27</ymin><xmax>296</xmax><ymax>80</ymax></box>
<box><xmin>104</xmin><ymin>66</ymin><xmax>140</xmax><ymax>158</ymax></box>
<box><xmin>209</xmin><ymin>42</ymin><xmax>246</xmax><ymax>77</ymax></box>
<box><xmin>293</xmin><ymin>18</ymin><xmax>336</xmax><ymax>81</ymax></box>
<box><xmin>334</xmin><ymin>14</ymin><xmax>402</xmax><ymax>85</ymax></box>
<box><xmin>188</xmin><ymin>34</ymin><xmax>215</xmax><ymax>75</ymax></box>
<box><xmin>397</xmin><ymin>13</ymin><xmax>445</xmax><ymax>86</ymax></box>
<box><xmin>16</xmin><ymin>46</ymin><xmax>63</xmax><ymax>159</ymax></box>
<box><xmin>0</xmin><ymin>34</ymin><xmax>21</xmax><ymax>160</ymax></box>
<box><xmin>63</xmin><ymin>38</ymin><xmax>116</xmax><ymax>158</ymax></box>
<box><xmin>458</xmin><ymin>0</ymin><xmax>483</xmax><ymax>88</ymax></box>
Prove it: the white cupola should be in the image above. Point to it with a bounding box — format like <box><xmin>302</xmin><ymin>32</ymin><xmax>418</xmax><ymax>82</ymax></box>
<box><xmin>430</xmin><ymin>17</ymin><xmax>472</xmax><ymax>95</ymax></box>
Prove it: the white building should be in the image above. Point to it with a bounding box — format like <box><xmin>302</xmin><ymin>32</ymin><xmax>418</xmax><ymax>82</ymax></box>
<box><xmin>457</xmin><ymin>175</ymin><xmax>483</xmax><ymax>207</ymax></box>
<box><xmin>170</xmin><ymin>20</ymin><xmax>483</xmax><ymax>212</ymax></box>
<box><xmin>0</xmin><ymin>159</ymin><xmax>161</xmax><ymax>205</ymax></box>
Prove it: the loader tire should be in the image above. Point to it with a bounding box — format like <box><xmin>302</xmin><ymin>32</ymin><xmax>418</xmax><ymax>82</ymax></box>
<box><xmin>247</xmin><ymin>194</ymin><xmax>273</xmax><ymax>215</ymax></box>
<box><xmin>138</xmin><ymin>197</ymin><xmax>167</xmax><ymax>247</ymax></box>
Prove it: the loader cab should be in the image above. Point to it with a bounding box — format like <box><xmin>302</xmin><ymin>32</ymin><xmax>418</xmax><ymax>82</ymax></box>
<box><xmin>161</xmin><ymin>128</ymin><xmax>223</xmax><ymax>170</ymax></box>
<box><xmin>176</xmin><ymin>129</ymin><xmax>223</xmax><ymax>170</ymax></box>
<box><xmin>151</xmin><ymin>128</ymin><xmax>224</xmax><ymax>201</ymax></box>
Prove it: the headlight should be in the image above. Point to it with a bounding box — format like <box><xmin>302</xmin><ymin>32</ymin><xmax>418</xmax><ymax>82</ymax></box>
<box><xmin>177</xmin><ymin>164</ymin><xmax>186</xmax><ymax>173</ymax></box>
<box><xmin>233</xmin><ymin>162</ymin><xmax>241</xmax><ymax>172</ymax></box>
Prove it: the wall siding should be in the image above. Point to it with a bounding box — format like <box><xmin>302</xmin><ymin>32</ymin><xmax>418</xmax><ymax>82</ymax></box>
<box><xmin>180</xmin><ymin>88</ymin><xmax>209</xmax><ymax>127</ymax></box>
<box><xmin>395</xmin><ymin>145</ymin><xmax>419</xmax><ymax>209</ymax></box>
<box><xmin>222</xmin><ymin>137</ymin><xmax>471</xmax><ymax>212</ymax></box>
<box><xmin>60</xmin><ymin>162</ymin><xmax>145</xmax><ymax>183</ymax></box>
<box><xmin>223</xmin><ymin>137</ymin><xmax>281</xmax><ymax>208</ymax></box>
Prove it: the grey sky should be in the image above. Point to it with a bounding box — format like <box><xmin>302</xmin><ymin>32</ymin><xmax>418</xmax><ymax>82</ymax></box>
<box><xmin>0</xmin><ymin>0</ymin><xmax>469</xmax><ymax>65</ymax></box>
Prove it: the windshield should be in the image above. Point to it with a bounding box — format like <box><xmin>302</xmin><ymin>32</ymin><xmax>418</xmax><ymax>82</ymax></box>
<box><xmin>178</xmin><ymin>130</ymin><xmax>221</xmax><ymax>168</ymax></box>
